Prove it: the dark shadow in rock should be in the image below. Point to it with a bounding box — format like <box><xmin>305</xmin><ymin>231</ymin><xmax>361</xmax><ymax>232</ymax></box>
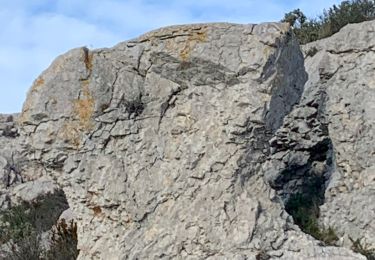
<box><xmin>0</xmin><ymin>190</ymin><xmax>78</xmax><ymax>259</ymax></box>
<box><xmin>265</xmin><ymin>86</ymin><xmax>339</xmax><ymax>245</ymax></box>
<box><xmin>233</xmin><ymin>32</ymin><xmax>307</xmax><ymax>187</ymax></box>
<box><xmin>0</xmin><ymin>190</ymin><xmax>69</xmax><ymax>236</ymax></box>
<box><xmin>262</xmin><ymin>32</ymin><xmax>308</xmax><ymax>133</ymax></box>
<box><xmin>150</xmin><ymin>52</ymin><xmax>240</xmax><ymax>87</ymax></box>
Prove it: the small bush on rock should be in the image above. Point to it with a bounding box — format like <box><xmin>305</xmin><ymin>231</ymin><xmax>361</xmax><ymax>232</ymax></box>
<box><xmin>0</xmin><ymin>203</ymin><xmax>34</xmax><ymax>243</ymax></box>
<box><xmin>285</xmin><ymin>193</ymin><xmax>338</xmax><ymax>246</ymax></box>
<box><xmin>0</xmin><ymin>193</ymin><xmax>78</xmax><ymax>259</ymax></box>
<box><xmin>45</xmin><ymin>219</ymin><xmax>79</xmax><ymax>260</ymax></box>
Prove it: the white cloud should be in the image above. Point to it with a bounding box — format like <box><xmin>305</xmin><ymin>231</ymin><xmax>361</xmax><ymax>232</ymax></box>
<box><xmin>0</xmin><ymin>0</ymin><xmax>341</xmax><ymax>113</ymax></box>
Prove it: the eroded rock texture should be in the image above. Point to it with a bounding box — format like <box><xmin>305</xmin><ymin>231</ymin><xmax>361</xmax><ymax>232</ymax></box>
<box><xmin>1</xmin><ymin>22</ymin><xmax>373</xmax><ymax>259</ymax></box>
<box><xmin>302</xmin><ymin>20</ymin><xmax>375</xmax><ymax>248</ymax></box>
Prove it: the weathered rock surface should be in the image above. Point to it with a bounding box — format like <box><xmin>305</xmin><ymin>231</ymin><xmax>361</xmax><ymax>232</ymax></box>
<box><xmin>1</xmin><ymin>21</ymin><xmax>374</xmax><ymax>259</ymax></box>
<box><xmin>0</xmin><ymin>114</ymin><xmax>23</xmax><ymax>209</ymax></box>
<box><xmin>302</xmin><ymin>20</ymin><xmax>375</xmax><ymax>248</ymax></box>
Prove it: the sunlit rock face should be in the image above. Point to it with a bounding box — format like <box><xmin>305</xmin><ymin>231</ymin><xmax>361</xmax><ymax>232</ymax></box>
<box><xmin>1</xmin><ymin>21</ymin><xmax>373</xmax><ymax>260</ymax></box>
<box><xmin>301</xmin><ymin>20</ymin><xmax>375</xmax><ymax>248</ymax></box>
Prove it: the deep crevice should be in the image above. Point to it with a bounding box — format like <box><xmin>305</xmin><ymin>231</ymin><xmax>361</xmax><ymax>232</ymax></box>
<box><xmin>266</xmin><ymin>84</ymin><xmax>339</xmax><ymax>245</ymax></box>
<box><xmin>281</xmin><ymin>140</ymin><xmax>337</xmax><ymax>244</ymax></box>
<box><xmin>233</xmin><ymin>28</ymin><xmax>307</xmax><ymax>189</ymax></box>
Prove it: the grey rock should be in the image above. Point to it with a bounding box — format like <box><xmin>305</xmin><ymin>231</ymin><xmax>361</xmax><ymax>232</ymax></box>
<box><xmin>0</xmin><ymin>193</ymin><xmax>10</xmax><ymax>210</ymax></box>
<box><xmin>59</xmin><ymin>208</ymin><xmax>76</xmax><ymax>223</ymax></box>
<box><xmin>302</xmin><ymin>20</ymin><xmax>375</xmax><ymax>248</ymax></box>
<box><xmin>11</xmin><ymin>176</ymin><xmax>58</xmax><ymax>203</ymax></box>
<box><xmin>0</xmin><ymin>21</ymin><xmax>371</xmax><ymax>260</ymax></box>
<box><xmin>0</xmin><ymin>114</ymin><xmax>19</xmax><ymax>138</ymax></box>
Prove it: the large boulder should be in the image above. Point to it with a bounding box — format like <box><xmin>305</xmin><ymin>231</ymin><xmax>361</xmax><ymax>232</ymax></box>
<box><xmin>2</xmin><ymin>21</ymin><xmax>371</xmax><ymax>259</ymax></box>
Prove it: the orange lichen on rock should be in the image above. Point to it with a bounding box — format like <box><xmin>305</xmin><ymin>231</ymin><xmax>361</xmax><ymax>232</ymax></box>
<box><xmin>60</xmin><ymin>79</ymin><xmax>95</xmax><ymax>148</ymax></box>
<box><xmin>30</xmin><ymin>77</ymin><xmax>45</xmax><ymax>93</ymax></box>
<box><xmin>73</xmin><ymin>79</ymin><xmax>94</xmax><ymax>130</ymax></box>
<box><xmin>92</xmin><ymin>206</ymin><xmax>102</xmax><ymax>216</ymax></box>
<box><xmin>60</xmin><ymin>122</ymin><xmax>81</xmax><ymax>148</ymax></box>
<box><xmin>57</xmin><ymin>53</ymin><xmax>96</xmax><ymax>148</ymax></box>
<box><xmin>179</xmin><ymin>30</ymin><xmax>207</xmax><ymax>61</ymax></box>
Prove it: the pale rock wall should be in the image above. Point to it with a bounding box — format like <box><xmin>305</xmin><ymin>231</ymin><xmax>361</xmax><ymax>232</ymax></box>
<box><xmin>1</xmin><ymin>21</ymin><xmax>372</xmax><ymax>259</ymax></box>
<box><xmin>302</xmin><ymin>20</ymin><xmax>375</xmax><ymax>248</ymax></box>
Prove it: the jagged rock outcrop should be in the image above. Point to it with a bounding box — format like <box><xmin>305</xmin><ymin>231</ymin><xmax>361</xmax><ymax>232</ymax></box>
<box><xmin>1</xmin><ymin>21</ymin><xmax>373</xmax><ymax>259</ymax></box>
<box><xmin>302</xmin><ymin>20</ymin><xmax>375</xmax><ymax>248</ymax></box>
<box><xmin>0</xmin><ymin>114</ymin><xmax>24</xmax><ymax>209</ymax></box>
<box><xmin>0</xmin><ymin>114</ymin><xmax>59</xmax><ymax>207</ymax></box>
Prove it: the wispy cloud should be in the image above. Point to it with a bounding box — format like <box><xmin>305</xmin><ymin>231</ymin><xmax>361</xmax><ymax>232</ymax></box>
<box><xmin>0</xmin><ymin>0</ymin><xmax>341</xmax><ymax>113</ymax></box>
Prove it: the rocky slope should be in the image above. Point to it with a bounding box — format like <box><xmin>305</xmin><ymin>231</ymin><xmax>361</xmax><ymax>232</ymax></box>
<box><xmin>0</xmin><ymin>21</ymin><xmax>374</xmax><ymax>259</ymax></box>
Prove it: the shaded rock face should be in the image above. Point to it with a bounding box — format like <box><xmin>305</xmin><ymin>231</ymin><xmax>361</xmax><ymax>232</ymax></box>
<box><xmin>0</xmin><ymin>21</ymin><xmax>372</xmax><ymax>259</ymax></box>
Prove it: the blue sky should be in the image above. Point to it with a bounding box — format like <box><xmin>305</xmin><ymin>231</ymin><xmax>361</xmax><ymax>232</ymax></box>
<box><xmin>0</xmin><ymin>0</ymin><xmax>341</xmax><ymax>113</ymax></box>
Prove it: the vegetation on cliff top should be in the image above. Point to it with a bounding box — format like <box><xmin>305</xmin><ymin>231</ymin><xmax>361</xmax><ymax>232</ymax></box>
<box><xmin>282</xmin><ymin>0</ymin><xmax>375</xmax><ymax>44</ymax></box>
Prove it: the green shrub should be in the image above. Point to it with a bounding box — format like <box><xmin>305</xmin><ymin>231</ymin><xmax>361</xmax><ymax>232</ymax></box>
<box><xmin>282</xmin><ymin>0</ymin><xmax>375</xmax><ymax>44</ymax></box>
<box><xmin>0</xmin><ymin>203</ymin><xmax>34</xmax><ymax>243</ymax></box>
<box><xmin>44</xmin><ymin>219</ymin><xmax>79</xmax><ymax>260</ymax></box>
<box><xmin>285</xmin><ymin>193</ymin><xmax>338</xmax><ymax>245</ymax></box>
<box><xmin>3</xmin><ymin>231</ymin><xmax>43</xmax><ymax>260</ymax></box>
<box><xmin>0</xmin><ymin>193</ymin><xmax>78</xmax><ymax>259</ymax></box>
<box><xmin>0</xmin><ymin>191</ymin><xmax>69</xmax><ymax>243</ymax></box>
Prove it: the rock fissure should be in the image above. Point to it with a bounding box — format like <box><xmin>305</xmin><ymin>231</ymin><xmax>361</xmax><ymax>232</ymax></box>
<box><xmin>326</xmin><ymin>46</ymin><xmax>375</xmax><ymax>54</ymax></box>
<box><xmin>263</xmin><ymin>80</ymin><xmax>340</xmax><ymax>246</ymax></box>
<box><xmin>1</xmin><ymin>21</ymin><xmax>374</xmax><ymax>260</ymax></box>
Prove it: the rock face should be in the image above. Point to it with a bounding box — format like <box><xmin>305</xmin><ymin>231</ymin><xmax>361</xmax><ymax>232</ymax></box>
<box><xmin>302</xmin><ymin>20</ymin><xmax>375</xmax><ymax>248</ymax></box>
<box><xmin>1</xmin><ymin>21</ymin><xmax>373</xmax><ymax>259</ymax></box>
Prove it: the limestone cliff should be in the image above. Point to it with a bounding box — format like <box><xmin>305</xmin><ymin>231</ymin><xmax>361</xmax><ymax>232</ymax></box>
<box><xmin>0</xmin><ymin>21</ymin><xmax>374</xmax><ymax>259</ymax></box>
<box><xmin>303</xmin><ymin>20</ymin><xmax>375</xmax><ymax>249</ymax></box>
